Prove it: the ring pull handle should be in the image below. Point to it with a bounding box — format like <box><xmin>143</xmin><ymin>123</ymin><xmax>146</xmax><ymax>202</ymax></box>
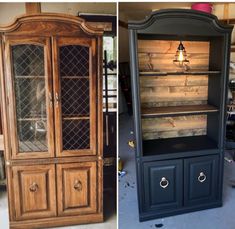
<box><xmin>74</xmin><ymin>180</ymin><xmax>82</xmax><ymax>191</ymax></box>
<box><xmin>160</xmin><ymin>177</ymin><xmax>169</xmax><ymax>189</ymax></box>
<box><xmin>198</xmin><ymin>172</ymin><xmax>206</xmax><ymax>183</ymax></box>
<box><xmin>29</xmin><ymin>182</ymin><xmax>38</xmax><ymax>192</ymax></box>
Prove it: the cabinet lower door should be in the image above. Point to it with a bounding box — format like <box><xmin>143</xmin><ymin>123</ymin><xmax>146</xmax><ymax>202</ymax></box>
<box><xmin>184</xmin><ymin>155</ymin><xmax>219</xmax><ymax>206</ymax></box>
<box><xmin>12</xmin><ymin>164</ymin><xmax>56</xmax><ymax>220</ymax></box>
<box><xmin>57</xmin><ymin>162</ymin><xmax>97</xmax><ymax>216</ymax></box>
<box><xmin>143</xmin><ymin>159</ymin><xmax>183</xmax><ymax>212</ymax></box>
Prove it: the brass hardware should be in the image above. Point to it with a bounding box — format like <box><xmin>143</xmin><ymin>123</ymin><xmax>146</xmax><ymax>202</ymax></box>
<box><xmin>98</xmin><ymin>156</ymin><xmax>103</xmax><ymax>160</ymax></box>
<box><xmin>74</xmin><ymin>180</ymin><xmax>82</xmax><ymax>191</ymax></box>
<box><xmin>55</xmin><ymin>92</ymin><xmax>59</xmax><ymax>106</ymax></box>
<box><xmin>49</xmin><ymin>92</ymin><xmax>53</xmax><ymax>107</ymax></box>
<box><xmin>5</xmin><ymin>161</ymin><xmax>11</xmax><ymax>166</ymax></box>
<box><xmin>160</xmin><ymin>177</ymin><xmax>169</xmax><ymax>189</ymax></box>
<box><xmin>29</xmin><ymin>182</ymin><xmax>38</xmax><ymax>192</ymax></box>
<box><xmin>198</xmin><ymin>172</ymin><xmax>206</xmax><ymax>183</ymax></box>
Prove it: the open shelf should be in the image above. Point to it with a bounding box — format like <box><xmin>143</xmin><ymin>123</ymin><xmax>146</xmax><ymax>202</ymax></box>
<box><xmin>139</xmin><ymin>70</ymin><xmax>221</xmax><ymax>76</ymax></box>
<box><xmin>142</xmin><ymin>135</ymin><xmax>218</xmax><ymax>157</ymax></box>
<box><xmin>141</xmin><ymin>104</ymin><xmax>218</xmax><ymax>118</ymax></box>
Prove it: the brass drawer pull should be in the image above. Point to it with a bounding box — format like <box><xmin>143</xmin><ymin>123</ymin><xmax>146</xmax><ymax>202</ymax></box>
<box><xmin>198</xmin><ymin>172</ymin><xmax>206</xmax><ymax>183</ymax></box>
<box><xmin>74</xmin><ymin>180</ymin><xmax>82</xmax><ymax>191</ymax></box>
<box><xmin>29</xmin><ymin>182</ymin><xmax>38</xmax><ymax>192</ymax></box>
<box><xmin>55</xmin><ymin>92</ymin><xmax>60</xmax><ymax>106</ymax></box>
<box><xmin>49</xmin><ymin>92</ymin><xmax>53</xmax><ymax>107</ymax></box>
<box><xmin>160</xmin><ymin>177</ymin><xmax>169</xmax><ymax>189</ymax></box>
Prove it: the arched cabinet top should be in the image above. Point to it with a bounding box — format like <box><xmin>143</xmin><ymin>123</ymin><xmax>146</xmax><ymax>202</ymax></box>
<box><xmin>0</xmin><ymin>13</ymin><xmax>103</xmax><ymax>37</ymax></box>
<box><xmin>128</xmin><ymin>9</ymin><xmax>233</xmax><ymax>37</ymax></box>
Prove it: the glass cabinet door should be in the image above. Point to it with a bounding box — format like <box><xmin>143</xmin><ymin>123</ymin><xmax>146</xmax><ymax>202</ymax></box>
<box><xmin>5</xmin><ymin>37</ymin><xmax>54</xmax><ymax>159</ymax></box>
<box><xmin>53</xmin><ymin>37</ymin><xmax>97</xmax><ymax>157</ymax></box>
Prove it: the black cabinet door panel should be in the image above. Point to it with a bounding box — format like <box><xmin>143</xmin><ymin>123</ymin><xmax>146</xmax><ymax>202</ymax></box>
<box><xmin>184</xmin><ymin>155</ymin><xmax>219</xmax><ymax>206</ymax></box>
<box><xmin>143</xmin><ymin>159</ymin><xmax>183</xmax><ymax>212</ymax></box>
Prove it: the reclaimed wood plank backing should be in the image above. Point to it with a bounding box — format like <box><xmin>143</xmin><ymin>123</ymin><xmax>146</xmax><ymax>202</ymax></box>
<box><xmin>138</xmin><ymin>40</ymin><xmax>209</xmax><ymax>72</ymax></box>
<box><xmin>142</xmin><ymin>115</ymin><xmax>207</xmax><ymax>140</ymax></box>
<box><xmin>138</xmin><ymin>40</ymin><xmax>209</xmax><ymax>140</ymax></box>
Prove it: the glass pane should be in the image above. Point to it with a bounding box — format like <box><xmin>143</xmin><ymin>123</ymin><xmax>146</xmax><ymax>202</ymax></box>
<box><xmin>12</xmin><ymin>45</ymin><xmax>48</xmax><ymax>152</ymax></box>
<box><xmin>60</xmin><ymin>45</ymin><xmax>90</xmax><ymax>150</ymax></box>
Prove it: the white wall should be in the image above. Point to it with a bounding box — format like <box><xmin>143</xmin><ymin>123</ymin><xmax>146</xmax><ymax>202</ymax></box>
<box><xmin>0</xmin><ymin>2</ymin><xmax>116</xmax><ymax>26</ymax></box>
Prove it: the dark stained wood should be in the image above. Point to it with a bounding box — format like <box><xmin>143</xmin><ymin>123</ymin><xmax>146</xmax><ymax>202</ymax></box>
<box><xmin>25</xmin><ymin>3</ymin><xmax>41</xmax><ymax>15</ymax></box>
<box><xmin>141</xmin><ymin>104</ymin><xmax>218</xmax><ymax>117</ymax></box>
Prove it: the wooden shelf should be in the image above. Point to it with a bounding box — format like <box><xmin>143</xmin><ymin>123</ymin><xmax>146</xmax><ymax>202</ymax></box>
<box><xmin>143</xmin><ymin>135</ymin><xmax>218</xmax><ymax>156</ymax></box>
<box><xmin>139</xmin><ymin>70</ymin><xmax>221</xmax><ymax>76</ymax></box>
<box><xmin>15</xmin><ymin>76</ymin><xmax>45</xmax><ymax>79</ymax></box>
<box><xmin>63</xmin><ymin>116</ymin><xmax>89</xmax><ymax>120</ymax></box>
<box><xmin>61</xmin><ymin>76</ymin><xmax>89</xmax><ymax>79</ymax></box>
<box><xmin>18</xmin><ymin>118</ymin><xmax>46</xmax><ymax>121</ymax></box>
<box><xmin>141</xmin><ymin>104</ymin><xmax>219</xmax><ymax>118</ymax></box>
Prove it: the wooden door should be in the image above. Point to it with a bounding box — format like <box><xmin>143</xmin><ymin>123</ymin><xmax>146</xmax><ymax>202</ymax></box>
<box><xmin>57</xmin><ymin>162</ymin><xmax>97</xmax><ymax>216</ymax></box>
<box><xmin>52</xmin><ymin>37</ymin><xmax>97</xmax><ymax>157</ymax></box>
<box><xmin>12</xmin><ymin>164</ymin><xmax>56</xmax><ymax>220</ymax></box>
<box><xmin>4</xmin><ymin>37</ymin><xmax>54</xmax><ymax>159</ymax></box>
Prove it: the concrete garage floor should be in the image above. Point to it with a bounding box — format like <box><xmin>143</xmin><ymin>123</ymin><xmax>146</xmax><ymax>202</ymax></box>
<box><xmin>119</xmin><ymin>113</ymin><xmax>235</xmax><ymax>229</ymax></box>
<box><xmin>0</xmin><ymin>186</ymin><xmax>116</xmax><ymax>229</ymax></box>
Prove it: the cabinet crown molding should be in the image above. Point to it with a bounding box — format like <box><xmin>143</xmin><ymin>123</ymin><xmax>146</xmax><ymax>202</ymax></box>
<box><xmin>0</xmin><ymin>13</ymin><xmax>104</xmax><ymax>36</ymax></box>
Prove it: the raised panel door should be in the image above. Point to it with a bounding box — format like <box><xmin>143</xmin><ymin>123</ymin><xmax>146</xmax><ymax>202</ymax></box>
<box><xmin>12</xmin><ymin>164</ymin><xmax>56</xmax><ymax>220</ymax></box>
<box><xmin>57</xmin><ymin>162</ymin><xmax>97</xmax><ymax>216</ymax></box>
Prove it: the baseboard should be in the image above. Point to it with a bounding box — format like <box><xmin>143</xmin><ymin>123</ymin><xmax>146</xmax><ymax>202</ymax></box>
<box><xmin>10</xmin><ymin>212</ymin><xmax>103</xmax><ymax>229</ymax></box>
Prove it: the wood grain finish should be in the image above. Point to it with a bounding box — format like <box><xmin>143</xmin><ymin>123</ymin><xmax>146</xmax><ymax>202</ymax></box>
<box><xmin>139</xmin><ymin>40</ymin><xmax>211</xmax><ymax>140</ymax></box>
<box><xmin>138</xmin><ymin>40</ymin><xmax>209</xmax><ymax>71</ymax></box>
<box><xmin>4</xmin><ymin>36</ymin><xmax>55</xmax><ymax>159</ymax></box>
<box><xmin>57</xmin><ymin>162</ymin><xmax>97</xmax><ymax>216</ymax></box>
<box><xmin>12</xmin><ymin>164</ymin><xmax>56</xmax><ymax>220</ymax></box>
<box><xmin>25</xmin><ymin>3</ymin><xmax>41</xmax><ymax>15</ymax></box>
<box><xmin>142</xmin><ymin>115</ymin><xmax>207</xmax><ymax>140</ymax></box>
<box><xmin>0</xmin><ymin>14</ymin><xmax>104</xmax><ymax>228</ymax></box>
<box><xmin>53</xmin><ymin>37</ymin><xmax>97</xmax><ymax>157</ymax></box>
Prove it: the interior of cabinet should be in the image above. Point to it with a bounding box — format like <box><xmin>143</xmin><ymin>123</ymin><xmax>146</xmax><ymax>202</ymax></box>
<box><xmin>12</xmin><ymin>44</ymin><xmax>48</xmax><ymax>152</ymax></box>
<box><xmin>59</xmin><ymin>45</ymin><xmax>91</xmax><ymax>150</ymax></box>
<box><xmin>138</xmin><ymin>37</ymin><xmax>223</xmax><ymax>156</ymax></box>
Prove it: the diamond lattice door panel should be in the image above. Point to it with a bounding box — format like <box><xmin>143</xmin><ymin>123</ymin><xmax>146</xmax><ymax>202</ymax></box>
<box><xmin>54</xmin><ymin>38</ymin><xmax>97</xmax><ymax>157</ymax></box>
<box><xmin>5</xmin><ymin>37</ymin><xmax>54</xmax><ymax>159</ymax></box>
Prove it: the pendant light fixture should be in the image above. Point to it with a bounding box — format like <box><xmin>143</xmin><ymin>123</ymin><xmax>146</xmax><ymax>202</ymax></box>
<box><xmin>173</xmin><ymin>41</ymin><xmax>189</xmax><ymax>67</ymax></box>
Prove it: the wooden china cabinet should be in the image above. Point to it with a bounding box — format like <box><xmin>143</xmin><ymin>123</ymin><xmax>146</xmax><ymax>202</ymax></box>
<box><xmin>0</xmin><ymin>13</ymin><xmax>103</xmax><ymax>228</ymax></box>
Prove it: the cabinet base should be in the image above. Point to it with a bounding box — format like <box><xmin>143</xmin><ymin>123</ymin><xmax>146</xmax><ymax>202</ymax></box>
<box><xmin>10</xmin><ymin>213</ymin><xmax>103</xmax><ymax>229</ymax></box>
<box><xmin>139</xmin><ymin>201</ymin><xmax>222</xmax><ymax>222</ymax></box>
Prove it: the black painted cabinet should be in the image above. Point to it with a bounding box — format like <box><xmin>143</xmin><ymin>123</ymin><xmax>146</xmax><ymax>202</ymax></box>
<box><xmin>143</xmin><ymin>159</ymin><xmax>183</xmax><ymax>212</ymax></box>
<box><xmin>129</xmin><ymin>10</ymin><xmax>233</xmax><ymax>221</ymax></box>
